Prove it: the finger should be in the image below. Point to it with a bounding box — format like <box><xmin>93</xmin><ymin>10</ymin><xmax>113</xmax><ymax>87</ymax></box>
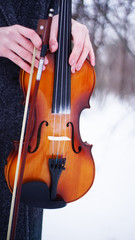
<box><xmin>71</xmin><ymin>63</ymin><xmax>76</xmax><ymax>74</ymax></box>
<box><xmin>69</xmin><ymin>19</ymin><xmax>95</xmax><ymax>72</ymax></box>
<box><xmin>10</xmin><ymin>42</ymin><xmax>38</xmax><ymax>67</ymax></box>
<box><xmin>13</xmin><ymin>29</ymin><xmax>41</xmax><ymax>61</ymax></box>
<box><xmin>6</xmin><ymin>49</ymin><xmax>31</xmax><ymax>73</ymax></box>
<box><xmin>69</xmin><ymin>21</ymin><xmax>86</xmax><ymax>67</ymax></box>
<box><xmin>10</xmin><ymin>31</ymin><xmax>48</xmax><ymax>67</ymax></box>
<box><xmin>49</xmin><ymin>15</ymin><xmax>58</xmax><ymax>52</ymax></box>
<box><xmin>88</xmin><ymin>42</ymin><xmax>95</xmax><ymax>67</ymax></box>
<box><xmin>44</xmin><ymin>56</ymin><xmax>49</xmax><ymax>65</ymax></box>
<box><xmin>16</xmin><ymin>36</ymin><xmax>49</xmax><ymax>66</ymax></box>
<box><xmin>16</xmin><ymin>25</ymin><xmax>42</xmax><ymax>50</ymax></box>
<box><xmin>69</xmin><ymin>36</ymin><xmax>85</xmax><ymax>68</ymax></box>
<box><xmin>76</xmin><ymin>35</ymin><xmax>95</xmax><ymax>71</ymax></box>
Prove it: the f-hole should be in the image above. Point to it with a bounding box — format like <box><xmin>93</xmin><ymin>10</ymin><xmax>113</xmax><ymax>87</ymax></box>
<box><xmin>67</xmin><ymin>122</ymin><xmax>81</xmax><ymax>154</ymax></box>
<box><xmin>28</xmin><ymin>120</ymin><xmax>48</xmax><ymax>153</ymax></box>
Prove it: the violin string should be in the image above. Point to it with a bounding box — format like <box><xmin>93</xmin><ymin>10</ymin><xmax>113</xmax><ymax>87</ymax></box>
<box><xmin>6</xmin><ymin>48</ymin><xmax>36</xmax><ymax>240</ymax></box>
<box><xmin>62</xmin><ymin>0</ymin><xmax>69</xmax><ymax>156</ymax></box>
<box><xmin>52</xmin><ymin>0</ymin><xmax>64</xmax><ymax>155</ymax></box>
<box><xmin>62</xmin><ymin>0</ymin><xmax>72</xmax><ymax>157</ymax></box>
<box><xmin>52</xmin><ymin>1</ymin><xmax>62</xmax><ymax>154</ymax></box>
<box><xmin>68</xmin><ymin>0</ymin><xmax>72</xmax><ymax>156</ymax></box>
<box><xmin>66</xmin><ymin>0</ymin><xmax>72</xmax><ymax>157</ymax></box>
<box><xmin>57</xmin><ymin>0</ymin><xmax>67</xmax><ymax>156</ymax></box>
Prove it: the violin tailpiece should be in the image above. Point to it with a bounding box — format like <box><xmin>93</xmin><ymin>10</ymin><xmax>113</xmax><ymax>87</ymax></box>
<box><xmin>49</xmin><ymin>157</ymin><xmax>66</xmax><ymax>200</ymax></box>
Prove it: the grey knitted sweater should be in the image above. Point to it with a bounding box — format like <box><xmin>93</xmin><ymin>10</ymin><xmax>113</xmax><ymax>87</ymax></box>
<box><xmin>0</xmin><ymin>0</ymin><xmax>57</xmax><ymax>239</ymax></box>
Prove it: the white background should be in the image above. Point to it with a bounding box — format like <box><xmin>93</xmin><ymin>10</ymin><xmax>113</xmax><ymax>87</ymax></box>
<box><xmin>42</xmin><ymin>93</ymin><xmax>135</xmax><ymax>240</ymax></box>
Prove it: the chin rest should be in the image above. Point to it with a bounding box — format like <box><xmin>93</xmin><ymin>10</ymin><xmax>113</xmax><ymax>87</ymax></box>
<box><xmin>21</xmin><ymin>181</ymin><xmax>66</xmax><ymax>209</ymax></box>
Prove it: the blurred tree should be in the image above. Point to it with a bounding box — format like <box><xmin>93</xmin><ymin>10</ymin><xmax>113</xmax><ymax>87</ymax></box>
<box><xmin>72</xmin><ymin>0</ymin><xmax>135</xmax><ymax>97</ymax></box>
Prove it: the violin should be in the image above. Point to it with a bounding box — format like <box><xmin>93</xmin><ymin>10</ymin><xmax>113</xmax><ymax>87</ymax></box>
<box><xmin>5</xmin><ymin>0</ymin><xmax>96</xmax><ymax>238</ymax></box>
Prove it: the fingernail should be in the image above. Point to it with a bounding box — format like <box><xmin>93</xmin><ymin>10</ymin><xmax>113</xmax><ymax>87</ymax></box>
<box><xmin>44</xmin><ymin>57</ymin><xmax>48</xmax><ymax>65</ymax></box>
<box><xmin>50</xmin><ymin>44</ymin><xmax>55</xmax><ymax>52</ymax></box>
<box><xmin>43</xmin><ymin>65</ymin><xmax>46</xmax><ymax>71</ymax></box>
<box><xmin>76</xmin><ymin>64</ymin><xmax>82</xmax><ymax>71</ymax></box>
<box><xmin>92</xmin><ymin>59</ymin><xmax>95</xmax><ymax>66</ymax></box>
<box><xmin>70</xmin><ymin>59</ymin><xmax>75</xmax><ymax>66</ymax></box>
<box><xmin>71</xmin><ymin>66</ymin><xmax>75</xmax><ymax>73</ymax></box>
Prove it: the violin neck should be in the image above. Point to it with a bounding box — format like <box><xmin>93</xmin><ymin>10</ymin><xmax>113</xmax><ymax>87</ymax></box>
<box><xmin>52</xmin><ymin>0</ymin><xmax>72</xmax><ymax>114</ymax></box>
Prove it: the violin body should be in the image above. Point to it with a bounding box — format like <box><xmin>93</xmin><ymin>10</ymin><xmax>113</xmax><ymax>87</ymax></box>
<box><xmin>5</xmin><ymin>53</ymin><xmax>96</xmax><ymax>203</ymax></box>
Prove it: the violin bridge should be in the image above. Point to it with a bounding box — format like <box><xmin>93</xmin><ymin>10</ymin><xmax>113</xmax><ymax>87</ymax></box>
<box><xmin>48</xmin><ymin>136</ymin><xmax>71</xmax><ymax>141</ymax></box>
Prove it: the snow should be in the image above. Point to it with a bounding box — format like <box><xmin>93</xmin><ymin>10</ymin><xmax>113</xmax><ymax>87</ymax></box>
<box><xmin>42</xmin><ymin>93</ymin><xmax>135</xmax><ymax>240</ymax></box>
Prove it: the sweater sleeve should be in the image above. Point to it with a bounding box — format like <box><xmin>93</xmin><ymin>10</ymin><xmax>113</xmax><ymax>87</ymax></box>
<box><xmin>52</xmin><ymin>0</ymin><xmax>59</xmax><ymax>15</ymax></box>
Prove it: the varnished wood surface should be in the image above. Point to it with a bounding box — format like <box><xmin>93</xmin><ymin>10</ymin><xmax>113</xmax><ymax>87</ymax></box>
<box><xmin>5</xmin><ymin>54</ymin><xmax>96</xmax><ymax>203</ymax></box>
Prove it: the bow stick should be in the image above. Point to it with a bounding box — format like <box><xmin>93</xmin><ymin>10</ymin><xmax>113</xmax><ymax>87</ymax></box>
<box><xmin>7</xmin><ymin>8</ymin><xmax>54</xmax><ymax>240</ymax></box>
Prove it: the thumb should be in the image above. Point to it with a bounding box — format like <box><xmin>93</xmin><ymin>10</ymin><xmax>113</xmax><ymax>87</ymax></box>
<box><xmin>49</xmin><ymin>15</ymin><xmax>58</xmax><ymax>52</ymax></box>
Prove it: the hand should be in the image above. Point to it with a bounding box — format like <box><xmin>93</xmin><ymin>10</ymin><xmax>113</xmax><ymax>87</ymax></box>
<box><xmin>49</xmin><ymin>15</ymin><xmax>95</xmax><ymax>73</ymax></box>
<box><xmin>0</xmin><ymin>25</ymin><xmax>48</xmax><ymax>73</ymax></box>
<box><xmin>0</xmin><ymin>18</ymin><xmax>95</xmax><ymax>74</ymax></box>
